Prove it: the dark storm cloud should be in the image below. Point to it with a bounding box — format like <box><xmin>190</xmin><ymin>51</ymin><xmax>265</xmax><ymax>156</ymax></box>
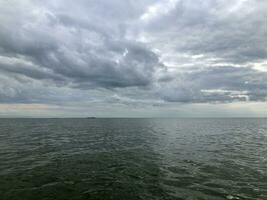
<box><xmin>0</xmin><ymin>0</ymin><xmax>267</xmax><ymax>106</ymax></box>
<box><xmin>0</xmin><ymin>0</ymin><xmax>160</xmax><ymax>90</ymax></box>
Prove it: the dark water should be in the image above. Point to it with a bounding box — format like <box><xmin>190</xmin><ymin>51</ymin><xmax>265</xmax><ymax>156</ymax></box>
<box><xmin>0</xmin><ymin>118</ymin><xmax>266</xmax><ymax>200</ymax></box>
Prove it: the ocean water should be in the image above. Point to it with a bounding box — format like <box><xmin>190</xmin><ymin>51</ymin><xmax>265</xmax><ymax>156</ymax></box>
<box><xmin>0</xmin><ymin>118</ymin><xmax>266</xmax><ymax>200</ymax></box>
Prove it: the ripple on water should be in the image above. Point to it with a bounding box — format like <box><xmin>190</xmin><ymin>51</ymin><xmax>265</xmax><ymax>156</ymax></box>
<box><xmin>0</xmin><ymin>118</ymin><xmax>266</xmax><ymax>200</ymax></box>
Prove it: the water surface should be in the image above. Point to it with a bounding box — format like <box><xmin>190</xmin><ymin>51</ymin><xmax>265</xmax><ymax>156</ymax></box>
<box><xmin>0</xmin><ymin>118</ymin><xmax>266</xmax><ymax>199</ymax></box>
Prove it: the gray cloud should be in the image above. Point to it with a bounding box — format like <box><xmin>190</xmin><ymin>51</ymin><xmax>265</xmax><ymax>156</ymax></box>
<box><xmin>158</xmin><ymin>66</ymin><xmax>267</xmax><ymax>103</ymax></box>
<box><xmin>142</xmin><ymin>0</ymin><xmax>267</xmax><ymax>64</ymax></box>
<box><xmin>0</xmin><ymin>0</ymin><xmax>267</xmax><ymax>111</ymax></box>
<box><xmin>0</xmin><ymin>0</ymin><xmax>160</xmax><ymax>90</ymax></box>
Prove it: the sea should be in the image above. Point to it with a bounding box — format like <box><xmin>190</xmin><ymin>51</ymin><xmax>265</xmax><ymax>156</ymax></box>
<box><xmin>0</xmin><ymin>118</ymin><xmax>266</xmax><ymax>200</ymax></box>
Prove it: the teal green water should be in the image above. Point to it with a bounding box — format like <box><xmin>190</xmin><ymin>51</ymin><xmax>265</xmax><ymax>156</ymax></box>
<box><xmin>0</xmin><ymin>118</ymin><xmax>266</xmax><ymax>200</ymax></box>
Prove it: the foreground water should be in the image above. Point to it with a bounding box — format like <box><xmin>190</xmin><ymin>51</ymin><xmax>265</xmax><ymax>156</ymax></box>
<box><xmin>0</xmin><ymin>118</ymin><xmax>266</xmax><ymax>200</ymax></box>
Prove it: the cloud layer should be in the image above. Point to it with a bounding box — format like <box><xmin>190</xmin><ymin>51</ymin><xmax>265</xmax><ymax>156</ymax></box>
<box><xmin>0</xmin><ymin>0</ymin><xmax>267</xmax><ymax>115</ymax></box>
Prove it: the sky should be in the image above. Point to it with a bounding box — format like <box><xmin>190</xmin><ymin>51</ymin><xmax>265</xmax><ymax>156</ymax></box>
<box><xmin>0</xmin><ymin>0</ymin><xmax>267</xmax><ymax>118</ymax></box>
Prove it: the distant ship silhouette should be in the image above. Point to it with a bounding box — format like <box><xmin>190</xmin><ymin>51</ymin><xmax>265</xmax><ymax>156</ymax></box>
<box><xmin>87</xmin><ymin>117</ymin><xmax>96</xmax><ymax>119</ymax></box>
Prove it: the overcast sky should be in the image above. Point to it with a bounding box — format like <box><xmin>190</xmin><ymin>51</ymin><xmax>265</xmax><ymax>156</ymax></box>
<box><xmin>0</xmin><ymin>0</ymin><xmax>267</xmax><ymax>117</ymax></box>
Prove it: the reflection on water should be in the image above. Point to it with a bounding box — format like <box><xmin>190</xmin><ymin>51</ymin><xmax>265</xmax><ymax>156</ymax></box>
<box><xmin>0</xmin><ymin>118</ymin><xmax>267</xmax><ymax>199</ymax></box>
